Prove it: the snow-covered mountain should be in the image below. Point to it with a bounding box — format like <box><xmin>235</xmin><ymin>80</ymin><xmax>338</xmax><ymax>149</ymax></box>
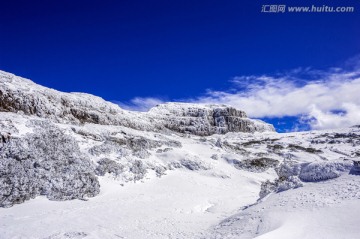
<box><xmin>0</xmin><ymin>70</ymin><xmax>274</xmax><ymax>135</ymax></box>
<box><xmin>0</xmin><ymin>70</ymin><xmax>359</xmax><ymax>239</ymax></box>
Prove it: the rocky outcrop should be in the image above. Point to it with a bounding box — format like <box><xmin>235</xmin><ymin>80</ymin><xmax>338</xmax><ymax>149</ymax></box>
<box><xmin>258</xmin><ymin>159</ymin><xmax>354</xmax><ymax>199</ymax></box>
<box><xmin>0</xmin><ymin>120</ymin><xmax>100</xmax><ymax>207</ymax></box>
<box><xmin>0</xmin><ymin>70</ymin><xmax>274</xmax><ymax>136</ymax></box>
<box><xmin>0</xmin><ymin>71</ymin><xmax>154</xmax><ymax>131</ymax></box>
<box><xmin>232</xmin><ymin>157</ymin><xmax>279</xmax><ymax>173</ymax></box>
<box><xmin>95</xmin><ymin>158</ymin><xmax>124</xmax><ymax>177</ymax></box>
<box><xmin>259</xmin><ymin>176</ymin><xmax>303</xmax><ymax>199</ymax></box>
<box><xmin>148</xmin><ymin>103</ymin><xmax>275</xmax><ymax>135</ymax></box>
<box><xmin>299</xmin><ymin>161</ymin><xmax>352</xmax><ymax>182</ymax></box>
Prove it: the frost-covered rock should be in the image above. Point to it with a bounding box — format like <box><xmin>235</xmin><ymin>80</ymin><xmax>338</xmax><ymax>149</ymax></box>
<box><xmin>0</xmin><ymin>71</ymin><xmax>274</xmax><ymax>136</ymax></box>
<box><xmin>88</xmin><ymin>134</ymin><xmax>181</xmax><ymax>159</ymax></box>
<box><xmin>156</xmin><ymin>148</ymin><xmax>173</xmax><ymax>153</ymax></box>
<box><xmin>299</xmin><ymin>161</ymin><xmax>352</xmax><ymax>182</ymax></box>
<box><xmin>276</xmin><ymin>176</ymin><xmax>303</xmax><ymax>192</ymax></box>
<box><xmin>0</xmin><ymin>121</ymin><xmax>99</xmax><ymax>207</ymax></box>
<box><xmin>211</xmin><ymin>154</ymin><xmax>219</xmax><ymax>160</ymax></box>
<box><xmin>129</xmin><ymin>160</ymin><xmax>148</xmax><ymax>181</ymax></box>
<box><xmin>0</xmin><ymin>71</ymin><xmax>137</xmax><ymax>126</ymax></box>
<box><xmin>259</xmin><ymin>176</ymin><xmax>303</xmax><ymax>198</ymax></box>
<box><xmin>95</xmin><ymin>158</ymin><xmax>124</xmax><ymax>177</ymax></box>
<box><xmin>148</xmin><ymin>103</ymin><xmax>275</xmax><ymax>135</ymax></box>
<box><xmin>0</xmin><ymin>156</ymin><xmax>40</xmax><ymax>207</ymax></box>
<box><xmin>273</xmin><ymin>160</ymin><xmax>352</xmax><ymax>185</ymax></box>
<box><xmin>259</xmin><ymin>160</ymin><xmax>354</xmax><ymax>198</ymax></box>
<box><xmin>149</xmin><ymin>164</ymin><xmax>167</xmax><ymax>177</ymax></box>
<box><xmin>233</xmin><ymin>158</ymin><xmax>279</xmax><ymax>173</ymax></box>
<box><xmin>215</xmin><ymin>138</ymin><xmax>222</xmax><ymax>148</ymax></box>
<box><xmin>179</xmin><ymin>159</ymin><xmax>211</xmax><ymax>171</ymax></box>
<box><xmin>89</xmin><ymin>141</ymin><xmax>130</xmax><ymax>157</ymax></box>
<box><xmin>168</xmin><ymin>155</ymin><xmax>211</xmax><ymax>171</ymax></box>
<box><xmin>276</xmin><ymin>161</ymin><xmax>302</xmax><ymax>178</ymax></box>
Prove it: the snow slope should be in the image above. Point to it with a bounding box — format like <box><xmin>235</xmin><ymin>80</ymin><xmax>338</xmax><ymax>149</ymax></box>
<box><xmin>0</xmin><ymin>70</ymin><xmax>360</xmax><ymax>239</ymax></box>
<box><xmin>205</xmin><ymin>174</ymin><xmax>360</xmax><ymax>239</ymax></box>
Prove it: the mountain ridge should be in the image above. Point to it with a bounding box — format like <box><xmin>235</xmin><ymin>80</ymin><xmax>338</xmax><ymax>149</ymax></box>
<box><xmin>0</xmin><ymin>70</ymin><xmax>274</xmax><ymax>135</ymax></box>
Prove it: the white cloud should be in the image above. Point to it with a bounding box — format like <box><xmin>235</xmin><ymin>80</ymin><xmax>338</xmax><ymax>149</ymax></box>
<box><xmin>194</xmin><ymin>67</ymin><xmax>360</xmax><ymax>130</ymax></box>
<box><xmin>116</xmin><ymin>97</ymin><xmax>165</xmax><ymax>112</ymax></box>
<box><xmin>116</xmin><ymin>59</ymin><xmax>360</xmax><ymax>131</ymax></box>
<box><xmin>306</xmin><ymin>103</ymin><xmax>360</xmax><ymax>130</ymax></box>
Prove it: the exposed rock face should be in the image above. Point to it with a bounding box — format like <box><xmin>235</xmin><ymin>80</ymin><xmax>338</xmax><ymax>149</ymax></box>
<box><xmin>0</xmin><ymin>71</ymin><xmax>154</xmax><ymax>131</ymax></box>
<box><xmin>148</xmin><ymin>103</ymin><xmax>275</xmax><ymax>135</ymax></box>
<box><xmin>0</xmin><ymin>70</ymin><xmax>274</xmax><ymax>135</ymax></box>
<box><xmin>232</xmin><ymin>157</ymin><xmax>279</xmax><ymax>173</ymax></box>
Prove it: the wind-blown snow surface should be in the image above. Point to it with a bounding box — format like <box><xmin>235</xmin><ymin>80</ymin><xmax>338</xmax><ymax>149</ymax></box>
<box><xmin>0</xmin><ymin>112</ymin><xmax>275</xmax><ymax>238</ymax></box>
<box><xmin>1</xmin><ymin>70</ymin><xmax>360</xmax><ymax>239</ymax></box>
<box><xmin>1</xmin><ymin>112</ymin><xmax>360</xmax><ymax>238</ymax></box>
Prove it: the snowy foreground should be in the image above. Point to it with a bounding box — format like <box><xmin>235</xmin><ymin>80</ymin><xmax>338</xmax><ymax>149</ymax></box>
<box><xmin>1</xmin><ymin>116</ymin><xmax>359</xmax><ymax>239</ymax></box>
<box><xmin>1</xmin><ymin>71</ymin><xmax>360</xmax><ymax>238</ymax></box>
<box><xmin>3</xmin><ymin>172</ymin><xmax>360</xmax><ymax>239</ymax></box>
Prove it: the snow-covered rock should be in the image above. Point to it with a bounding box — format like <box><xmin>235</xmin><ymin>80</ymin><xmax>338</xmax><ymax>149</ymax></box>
<box><xmin>232</xmin><ymin>157</ymin><xmax>279</xmax><ymax>173</ymax></box>
<box><xmin>148</xmin><ymin>102</ymin><xmax>275</xmax><ymax>135</ymax></box>
<box><xmin>299</xmin><ymin>161</ymin><xmax>353</xmax><ymax>182</ymax></box>
<box><xmin>259</xmin><ymin>175</ymin><xmax>303</xmax><ymax>198</ymax></box>
<box><xmin>0</xmin><ymin>120</ymin><xmax>99</xmax><ymax>207</ymax></box>
<box><xmin>0</xmin><ymin>70</ymin><xmax>155</xmax><ymax>131</ymax></box>
<box><xmin>0</xmin><ymin>70</ymin><xmax>274</xmax><ymax>135</ymax></box>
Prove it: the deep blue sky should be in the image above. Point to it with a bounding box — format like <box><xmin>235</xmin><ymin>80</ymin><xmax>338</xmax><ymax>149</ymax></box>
<box><xmin>1</xmin><ymin>0</ymin><xmax>359</xmax><ymax>132</ymax></box>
